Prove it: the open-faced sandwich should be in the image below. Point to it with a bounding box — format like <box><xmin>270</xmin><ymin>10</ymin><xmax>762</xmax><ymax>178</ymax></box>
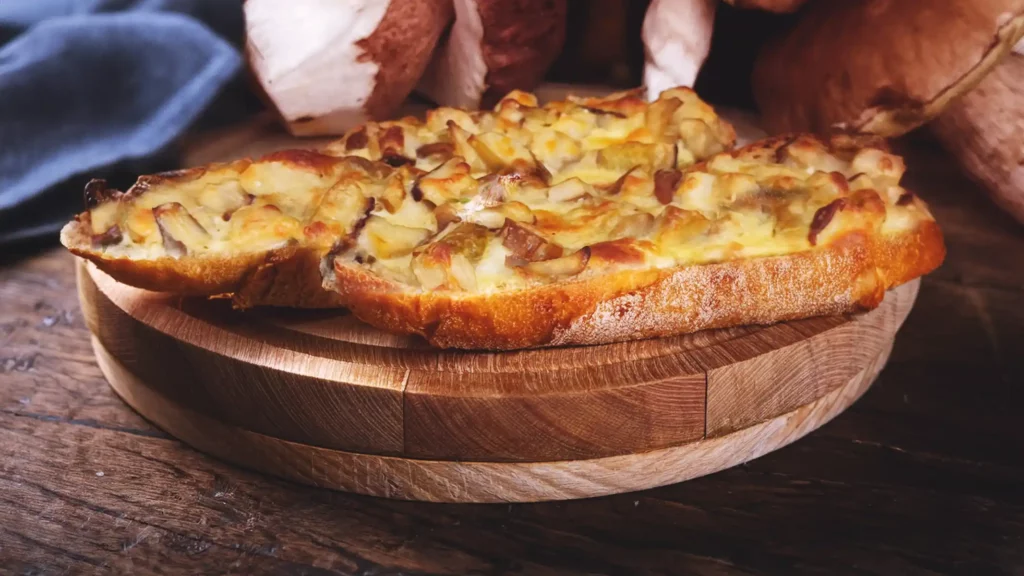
<box><xmin>61</xmin><ymin>87</ymin><xmax>944</xmax><ymax>349</ymax></box>
<box><xmin>61</xmin><ymin>88</ymin><xmax>735</xmax><ymax>309</ymax></box>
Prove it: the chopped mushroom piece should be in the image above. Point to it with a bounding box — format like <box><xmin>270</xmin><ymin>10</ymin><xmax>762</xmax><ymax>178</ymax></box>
<box><xmin>153</xmin><ymin>203</ymin><xmax>210</xmax><ymax>257</ymax></box>
<box><xmin>520</xmin><ymin>247</ymin><xmax>591</xmax><ymax>278</ymax></box>
<box><xmin>499</xmin><ymin>220</ymin><xmax>564</xmax><ymax>262</ymax></box>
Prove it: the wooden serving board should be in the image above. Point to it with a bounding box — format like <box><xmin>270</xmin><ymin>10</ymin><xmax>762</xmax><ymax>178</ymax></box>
<box><xmin>78</xmin><ymin>261</ymin><xmax>918</xmax><ymax>502</ymax></box>
<box><xmin>77</xmin><ymin>91</ymin><xmax>915</xmax><ymax>502</ymax></box>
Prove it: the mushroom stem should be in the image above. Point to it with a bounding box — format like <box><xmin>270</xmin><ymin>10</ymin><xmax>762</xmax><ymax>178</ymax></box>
<box><xmin>417</xmin><ymin>0</ymin><xmax>568</xmax><ymax>109</ymax></box>
<box><xmin>642</xmin><ymin>0</ymin><xmax>717</xmax><ymax>100</ymax></box>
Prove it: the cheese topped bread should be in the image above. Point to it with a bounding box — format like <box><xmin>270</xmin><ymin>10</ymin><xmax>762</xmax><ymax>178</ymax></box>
<box><xmin>61</xmin><ymin>88</ymin><xmax>944</xmax><ymax>349</ymax></box>
<box><xmin>60</xmin><ymin>87</ymin><xmax>735</xmax><ymax>307</ymax></box>
<box><xmin>324</xmin><ymin>133</ymin><xmax>944</xmax><ymax>348</ymax></box>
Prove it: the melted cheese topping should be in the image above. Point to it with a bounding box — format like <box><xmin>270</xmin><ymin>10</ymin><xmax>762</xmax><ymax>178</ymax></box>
<box><xmin>75</xmin><ymin>91</ymin><xmax>936</xmax><ymax>300</ymax></box>
<box><xmin>324</xmin><ymin>86</ymin><xmax>736</xmax><ymax>179</ymax></box>
<box><xmin>342</xmin><ymin>134</ymin><xmax>934</xmax><ymax>293</ymax></box>
<box><xmin>78</xmin><ymin>87</ymin><xmax>735</xmax><ymax>263</ymax></box>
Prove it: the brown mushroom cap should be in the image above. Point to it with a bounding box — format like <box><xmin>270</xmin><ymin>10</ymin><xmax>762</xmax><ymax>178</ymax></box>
<box><xmin>932</xmin><ymin>51</ymin><xmax>1024</xmax><ymax>224</ymax></box>
<box><xmin>722</xmin><ymin>0</ymin><xmax>809</xmax><ymax>13</ymax></box>
<box><xmin>246</xmin><ymin>0</ymin><xmax>452</xmax><ymax>136</ymax></box>
<box><xmin>753</xmin><ymin>0</ymin><xmax>1024</xmax><ymax>136</ymax></box>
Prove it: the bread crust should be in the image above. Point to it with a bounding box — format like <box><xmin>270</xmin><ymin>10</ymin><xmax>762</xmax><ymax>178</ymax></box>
<box><xmin>326</xmin><ymin>222</ymin><xmax>945</xmax><ymax>350</ymax></box>
<box><xmin>59</xmin><ymin>155</ymin><xmax>346</xmax><ymax>308</ymax></box>
<box><xmin>62</xmin><ymin>221</ymin><xmax>342</xmax><ymax>308</ymax></box>
<box><xmin>63</xmin><ymin>128</ymin><xmax>945</xmax><ymax>348</ymax></box>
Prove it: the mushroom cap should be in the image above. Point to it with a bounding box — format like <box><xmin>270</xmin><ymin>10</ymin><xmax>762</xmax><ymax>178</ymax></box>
<box><xmin>245</xmin><ymin>0</ymin><xmax>452</xmax><ymax>136</ymax></box>
<box><xmin>932</xmin><ymin>50</ymin><xmax>1024</xmax><ymax>224</ymax></box>
<box><xmin>753</xmin><ymin>0</ymin><xmax>1024</xmax><ymax>136</ymax></box>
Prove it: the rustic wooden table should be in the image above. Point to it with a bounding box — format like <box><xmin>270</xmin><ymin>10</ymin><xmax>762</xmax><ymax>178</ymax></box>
<box><xmin>1</xmin><ymin>135</ymin><xmax>1022</xmax><ymax>575</ymax></box>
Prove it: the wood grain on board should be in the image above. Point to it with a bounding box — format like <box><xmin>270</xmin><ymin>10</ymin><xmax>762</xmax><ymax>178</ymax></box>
<box><xmin>706</xmin><ymin>281</ymin><xmax>918</xmax><ymax>436</ymax></box>
<box><xmin>78</xmin><ymin>265</ymin><xmax>408</xmax><ymax>455</ymax></box>
<box><xmin>81</xmin><ymin>261</ymin><xmax>916</xmax><ymax>468</ymax></box>
<box><xmin>95</xmin><ymin>333</ymin><xmax>891</xmax><ymax>503</ymax></box>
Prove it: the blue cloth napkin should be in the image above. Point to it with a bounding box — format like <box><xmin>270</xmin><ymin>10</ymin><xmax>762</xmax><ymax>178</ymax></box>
<box><xmin>0</xmin><ymin>0</ymin><xmax>251</xmax><ymax>245</ymax></box>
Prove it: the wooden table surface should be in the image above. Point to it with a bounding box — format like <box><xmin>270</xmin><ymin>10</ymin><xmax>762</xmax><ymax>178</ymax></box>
<box><xmin>2</xmin><ymin>135</ymin><xmax>1022</xmax><ymax>575</ymax></box>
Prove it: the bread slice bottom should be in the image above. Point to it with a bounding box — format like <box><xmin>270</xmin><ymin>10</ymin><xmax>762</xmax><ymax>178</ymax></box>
<box><xmin>324</xmin><ymin>222</ymin><xmax>944</xmax><ymax>350</ymax></box>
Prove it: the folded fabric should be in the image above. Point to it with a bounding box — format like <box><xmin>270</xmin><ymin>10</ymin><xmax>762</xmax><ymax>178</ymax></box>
<box><xmin>0</xmin><ymin>0</ymin><xmax>248</xmax><ymax>245</ymax></box>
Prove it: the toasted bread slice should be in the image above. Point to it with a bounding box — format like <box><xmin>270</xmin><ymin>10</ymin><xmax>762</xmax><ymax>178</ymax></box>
<box><xmin>323</xmin><ymin>134</ymin><xmax>945</xmax><ymax>349</ymax></box>
<box><xmin>61</xmin><ymin>88</ymin><xmax>736</xmax><ymax>307</ymax></box>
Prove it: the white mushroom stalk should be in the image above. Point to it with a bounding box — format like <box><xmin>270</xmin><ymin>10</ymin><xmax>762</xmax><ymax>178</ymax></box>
<box><xmin>418</xmin><ymin>0</ymin><xmax>488</xmax><ymax>109</ymax></box>
<box><xmin>642</xmin><ymin>0</ymin><xmax>717</xmax><ymax>101</ymax></box>
<box><xmin>417</xmin><ymin>0</ymin><xmax>568</xmax><ymax>109</ymax></box>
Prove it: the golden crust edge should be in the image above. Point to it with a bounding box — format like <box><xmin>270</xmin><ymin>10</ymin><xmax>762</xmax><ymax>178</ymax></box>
<box><xmin>326</xmin><ymin>221</ymin><xmax>945</xmax><ymax>350</ymax></box>
<box><xmin>62</xmin><ymin>212</ymin><xmax>945</xmax><ymax>350</ymax></box>
<box><xmin>60</xmin><ymin>220</ymin><xmax>342</xmax><ymax>308</ymax></box>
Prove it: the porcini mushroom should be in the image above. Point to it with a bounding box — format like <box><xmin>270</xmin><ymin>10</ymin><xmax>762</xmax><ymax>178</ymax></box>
<box><xmin>752</xmin><ymin>0</ymin><xmax>1024</xmax><ymax>136</ymax></box>
<box><xmin>642</xmin><ymin>0</ymin><xmax>718</xmax><ymax>100</ymax></box>
<box><xmin>722</xmin><ymin>0</ymin><xmax>809</xmax><ymax>13</ymax></box>
<box><xmin>417</xmin><ymin>0</ymin><xmax>568</xmax><ymax>109</ymax></box>
<box><xmin>245</xmin><ymin>0</ymin><xmax>453</xmax><ymax>136</ymax></box>
<box><xmin>931</xmin><ymin>47</ymin><xmax>1024</xmax><ymax>224</ymax></box>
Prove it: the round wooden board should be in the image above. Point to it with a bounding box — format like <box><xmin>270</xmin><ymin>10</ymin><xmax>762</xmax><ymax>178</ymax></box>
<box><xmin>78</xmin><ymin>262</ymin><xmax>918</xmax><ymax>502</ymax></box>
